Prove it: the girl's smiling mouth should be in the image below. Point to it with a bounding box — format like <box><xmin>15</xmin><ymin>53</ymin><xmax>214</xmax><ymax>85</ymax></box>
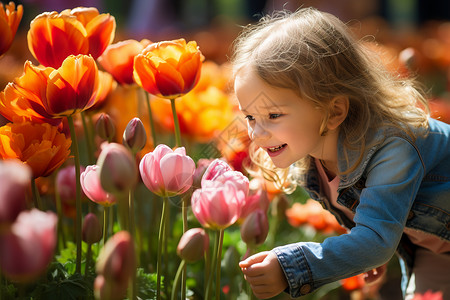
<box><xmin>266</xmin><ymin>144</ymin><xmax>287</xmax><ymax>156</ymax></box>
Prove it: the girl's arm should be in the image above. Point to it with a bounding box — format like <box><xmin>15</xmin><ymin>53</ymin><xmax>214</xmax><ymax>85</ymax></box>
<box><xmin>272</xmin><ymin>137</ymin><xmax>424</xmax><ymax>298</ymax></box>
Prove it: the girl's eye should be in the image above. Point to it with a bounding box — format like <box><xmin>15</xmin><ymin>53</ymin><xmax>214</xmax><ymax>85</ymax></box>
<box><xmin>245</xmin><ymin>115</ymin><xmax>255</xmax><ymax>121</ymax></box>
<box><xmin>269</xmin><ymin>113</ymin><xmax>282</xmax><ymax>119</ymax></box>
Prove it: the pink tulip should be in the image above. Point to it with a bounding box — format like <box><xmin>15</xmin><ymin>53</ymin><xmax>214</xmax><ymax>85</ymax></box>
<box><xmin>80</xmin><ymin>165</ymin><xmax>116</xmax><ymax>207</ymax></box>
<box><xmin>139</xmin><ymin>144</ymin><xmax>195</xmax><ymax>197</ymax></box>
<box><xmin>201</xmin><ymin>158</ymin><xmax>249</xmax><ymax>196</ymax></box>
<box><xmin>0</xmin><ymin>159</ymin><xmax>31</xmax><ymax>225</ymax></box>
<box><xmin>95</xmin><ymin>231</ymin><xmax>135</xmax><ymax>300</ymax></box>
<box><xmin>56</xmin><ymin>164</ymin><xmax>86</xmax><ymax>204</ymax></box>
<box><xmin>96</xmin><ymin>142</ymin><xmax>138</xmax><ymax>196</ymax></box>
<box><xmin>192</xmin><ymin>158</ymin><xmax>214</xmax><ymax>190</ymax></box>
<box><xmin>200</xmin><ymin>158</ymin><xmax>232</xmax><ymax>183</ymax></box>
<box><xmin>240</xmin><ymin>209</ymin><xmax>269</xmax><ymax>246</ymax></box>
<box><xmin>191</xmin><ymin>180</ymin><xmax>246</xmax><ymax>230</ymax></box>
<box><xmin>0</xmin><ymin>209</ymin><xmax>57</xmax><ymax>282</ymax></box>
<box><xmin>239</xmin><ymin>178</ymin><xmax>270</xmax><ymax>221</ymax></box>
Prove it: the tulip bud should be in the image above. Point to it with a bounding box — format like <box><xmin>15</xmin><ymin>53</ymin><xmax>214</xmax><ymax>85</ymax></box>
<box><xmin>122</xmin><ymin>117</ymin><xmax>147</xmax><ymax>153</ymax></box>
<box><xmin>0</xmin><ymin>160</ymin><xmax>31</xmax><ymax>225</ymax></box>
<box><xmin>96</xmin><ymin>113</ymin><xmax>116</xmax><ymax>142</ymax></box>
<box><xmin>96</xmin><ymin>143</ymin><xmax>138</xmax><ymax>196</ymax></box>
<box><xmin>177</xmin><ymin>228</ymin><xmax>209</xmax><ymax>263</ymax></box>
<box><xmin>82</xmin><ymin>213</ymin><xmax>102</xmax><ymax>244</ymax></box>
<box><xmin>95</xmin><ymin>231</ymin><xmax>135</xmax><ymax>300</ymax></box>
<box><xmin>240</xmin><ymin>209</ymin><xmax>269</xmax><ymax>246</ymax></box>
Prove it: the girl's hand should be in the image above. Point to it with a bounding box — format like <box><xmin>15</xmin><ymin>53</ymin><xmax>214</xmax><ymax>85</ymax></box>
<box><xmin>363</xmin><ymin>263</ymin><xmax>387</xmax><ymax>284</ymax></box>
<box><xmin>239</xmin><ymin>251</ymin><xmax>288</xmax><ymax>299</ymax></box>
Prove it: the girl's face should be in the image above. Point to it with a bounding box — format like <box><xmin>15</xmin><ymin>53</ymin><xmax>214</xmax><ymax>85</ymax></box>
<box><xmin>234</xmin><ymin>68</ymin><xmax>329</xmax><ymax>169</ymax></box>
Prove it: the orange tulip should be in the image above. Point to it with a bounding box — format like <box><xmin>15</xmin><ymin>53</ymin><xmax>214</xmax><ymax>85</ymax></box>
<box><xmin>0</xmin><ymin>122</ymin><xmax>71</xmax><ymax>178</ymax></box>
<box><xmin>151</xmin><ymin>86</ymin><xmax>234</xmax><ymax>142</ymax></box>
<box><xmin>0</xmin><ymin>2</ymin><xmax>23</xmax><ymax>57</ymax></box>
<box><xmin>44</xmin><ymin>54</ymin><xmax>99</xmax><ymax>117</ymax></box>
<box><xmin>27</xmin><ymin>7</ymin><xmax>115</xmax><ymax>68</ymax></box>
<box><xmin>89</xmin><ymin>70</ymin><xmax>116</xmax><ymax>110</ymax></box>
<box><xmin>0</xmin><ymin>61</ymin><xmax>61</xmax><ymax>126</ymax></box>
<box><xmin>98</xmin><ymin>39</ymin><xmax>151</xmax><ymax>85</ymax></box>
<box><xmin>133</xmin><ymin>39</ymin><xmax>203</xmax><ymax>99</ymax></box>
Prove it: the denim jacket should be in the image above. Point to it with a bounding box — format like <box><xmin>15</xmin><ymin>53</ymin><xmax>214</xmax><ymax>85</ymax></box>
<box><xmin>273</xmin><ymin>118</ymin><xmax>450</xmax><ymax>298</ymax></box>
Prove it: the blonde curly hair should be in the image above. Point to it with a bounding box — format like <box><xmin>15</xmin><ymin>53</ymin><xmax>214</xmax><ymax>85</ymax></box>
<box><xmin>231</xmin><ymin>7</ymin><xmax>429</xmax><ymax>192</ymax></box>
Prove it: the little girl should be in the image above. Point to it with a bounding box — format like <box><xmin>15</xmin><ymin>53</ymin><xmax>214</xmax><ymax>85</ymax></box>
<box><xmin>232</xmin><ymin>7</ymin><xmax>450</xmax><ymax>300</ymax></box>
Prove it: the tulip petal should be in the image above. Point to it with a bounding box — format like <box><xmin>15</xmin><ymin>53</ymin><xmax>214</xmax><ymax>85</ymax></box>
<box><xmin>159</xmin><ymin>153</ymin><xmax>195</xmax><ymax>194</ymax></box>
<box><xmin>153</xmin><ymin>60</ymin><xmax>185</xmax><ymax>97</ymax></box>
<box><xmin>27</xmin><ymin>12</ymin><xmax>88</xmax><ymax>68</ymax></box>
<box><xmin>133</xmin><ymin>54</ymin><xmax>160</xmax><ymax>95</ymax></box>
<box><xmin>85</xmin><ymin>14</ymin><xmax>116</xmax><ymax>59</ymax></box>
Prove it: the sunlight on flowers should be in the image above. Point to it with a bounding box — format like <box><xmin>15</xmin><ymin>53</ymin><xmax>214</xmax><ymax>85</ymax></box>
<box><xmin>27</xmin><ymin>6</ymin><xmax>115</xmax><ymax>68</ymax></box>
<box><xmin>133</xmin><ymin>38</ymin><xmax>203</xmax><ymax>99</ymax></box>
<box><xmin>0</xmin><ymin>61</ymin><xmax>61</xmax><ymax>126</ymax></box>
<box><xmin>0</xmin><ymin>121</ymin><xmax>71</xmax><ymax>178</ymax></box>
<box><xmin>99</xmin><ymin>39</ymin><xmax>151</xmax><ymax>85</ymax></box>
<box><xmin>0</xmin><ymin>2</ymin><xmax>23</xmax><ymax>57</ymax></box>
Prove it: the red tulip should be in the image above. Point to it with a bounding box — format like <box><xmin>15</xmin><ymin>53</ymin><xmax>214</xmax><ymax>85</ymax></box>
<box><xmin>191</xmin><ymin>180</ymin><xmax>246</xmax><ymax>230</ymax></box>
<box><xmin>0</xmin><ymin>159</ymin><xmax>31</xmax><ymax>225</ymax></box>
<box><xmin>139</xmin><ymin>144</ymin><xmax>195</xmax><ymax>197</ymax></box>
<box><xmin>0</xmin><ymin>2</ymin><xmax>23</xmax><ymax>57</ymax></box>
<box><xmin>80</xmin><ymin>165</ymin><xmax>116</xmax><ymax>207</ymax></box>
<box><xmin>98</xmin><ymin>39</ymin><xmax>151</xmax><ymax>85</ymax></box>
<box><xmin>27</xmin><ymin>7</ymin><xmax>115</xmax><ymax>68</ymax></box>
<box><xmin>0</xmin><ymin>209</ymin><xmax>57</xmax><ymax>282</ymax></box>
<box><xmin>133</xmin><ymin>39</ymin><xmax>203</xmax><ymax>98</ymax></box>
<box><xmin>95</xmin><ymin>231</ymin><xmax>135</xmax><ymax>300</ymax></box>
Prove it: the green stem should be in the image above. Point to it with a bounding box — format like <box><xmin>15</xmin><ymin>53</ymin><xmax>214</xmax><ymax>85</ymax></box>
<box><xmin>181</xmin><ymin>196</ymin><xmax>188</xmax><ymax>299</ymax></box>
<box><xmin>143</xmin><ymin>90</ymin><xmax>158</xmax><ymax>146</ymax></box>
<box><xmin>171</xmin><ymin>259</ymin><xmax>186</xmax><ymax>300</ymax></box>
<box><xmin>80</xmin><ymin>111</ymin><xmax>95</xmax><ymax>164</ymax></box>
<box><xmin>216</xmin><ymin>229</ymin><xmax>225</xmax><ymax>299</ymax></box>
<box><xmin>85</xmin><ymin>243</ymin><xmax>92</xmax><ymax>276</ymax></box>
<box><xmin>129</xmin><ymin>189</ymin><xmax>136</xmax><ymax>241</ymax></box>
<box><xmin>117</xmin><ymin>193</ymin><xmax>129</xmax><ymax>231</ymax></box>
<box><xmin>156</xmin><ymin>197</ymin><xmax>168</xmax><ymax>300</ymax></box>
<box><xmin>170</xmin><ymin>98</ymin><xmax>181</xmax><ymax>147</ymax></box>
<box><xmin>206</xmin><ymin>230</ymin><xmax>219</xmax><ymax>299</ymax></box>
<box><xmin>54</xmin><ymin>186</ymin><xmax>66</xmax><ymax>252</ymax></box>
<box><xmin>103</xmin><ymin>206</ymin><xmax>109</xmax><ymax>245</ymax></box>
<box><xmin>68</xmin><ymin>115</ymin><xmax>82</xmax><ymax>274</ymax></box>
<box><xmin>31</xmin><ymin>178</ymin><xmax>43</xmax><ymax>210</ymax></box>
<box><xmin>163</xmin><ymin>196</ymin><xmax>170</xmax><ymax>297</ymax></box>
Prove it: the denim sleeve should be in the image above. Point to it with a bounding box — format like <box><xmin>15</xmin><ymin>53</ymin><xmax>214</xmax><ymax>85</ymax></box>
<box><xmin>273</xmin><ymin>137</ymin><xmax>425</xmax><ymax>298</ymax></box>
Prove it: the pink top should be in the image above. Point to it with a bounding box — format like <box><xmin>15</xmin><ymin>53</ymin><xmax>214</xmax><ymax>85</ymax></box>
<box><xmin>314</xmin><ymin>158</ymin><xmax>450</xmax><ymax>254</ymax></box>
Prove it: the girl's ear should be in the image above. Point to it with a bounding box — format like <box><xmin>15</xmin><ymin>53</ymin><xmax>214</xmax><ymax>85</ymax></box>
<box><xmin>327</xmin><ymin>96</ymin><xmax>349</xmax><ymax>131</ymax></box>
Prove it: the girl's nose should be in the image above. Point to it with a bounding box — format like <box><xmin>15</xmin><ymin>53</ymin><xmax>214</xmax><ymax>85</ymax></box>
<box><xmin>250</xmin><ymin>123</ymin><xmax>271</xmax><ymax>140</ymax></box>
